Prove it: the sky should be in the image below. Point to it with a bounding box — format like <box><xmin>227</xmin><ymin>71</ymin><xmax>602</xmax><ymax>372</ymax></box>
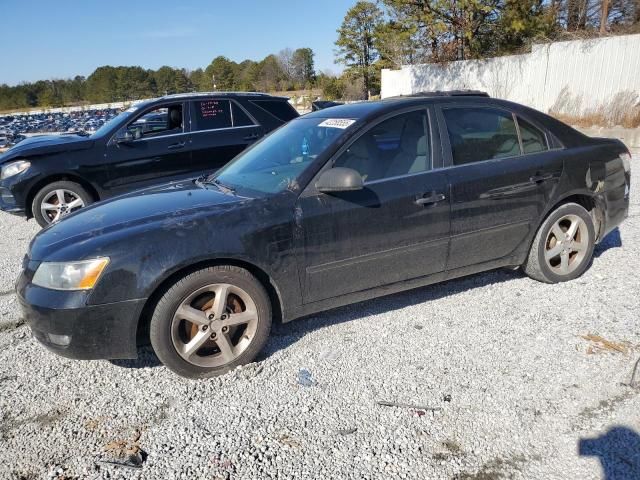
<box><xmin>1</xmin><ymin>0</ymin><xmax>356</xmax><ymax>86</ymax></box>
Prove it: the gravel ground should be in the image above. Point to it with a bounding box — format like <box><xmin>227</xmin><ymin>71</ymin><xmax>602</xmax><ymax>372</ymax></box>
<box><xmin>1</xmin><ymin>148</ymin><xmax>639</xmax><ymax>480</ymax></box>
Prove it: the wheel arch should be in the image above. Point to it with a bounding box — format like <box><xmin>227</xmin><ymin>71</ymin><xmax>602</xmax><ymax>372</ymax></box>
<box><xmin>135</xmin><ymin>257</ymin><xmax>285</xmax><ymax>346</ymax></box>
<box><xmin>25</xmin><ymin>173</ymin><xmax>100</xmax><ymax>218</ymax></box>
<box><xmin>540</xmin><ymin>191</ymin><xmax>605</xmax><ymax>241</ymax></box>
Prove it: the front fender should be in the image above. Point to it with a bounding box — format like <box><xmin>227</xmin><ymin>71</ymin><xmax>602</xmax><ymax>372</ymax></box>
<box><xmin>83</xmin><ymin>206</ymin><xmax>300</xmax><ymax>317</ymax></box>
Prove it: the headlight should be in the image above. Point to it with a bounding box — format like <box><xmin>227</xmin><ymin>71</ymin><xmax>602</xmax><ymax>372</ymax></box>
<box><xmin>32</xmin><ymin>258</ymin><xmax>110</xmax><ymax>291</ymax></box>
<box><xmin>1</xmin><ymin>160</ymin><xmax>30</xmax><ymax>180</ymax></box>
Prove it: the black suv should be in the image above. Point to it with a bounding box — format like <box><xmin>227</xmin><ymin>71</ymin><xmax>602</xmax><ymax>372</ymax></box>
<box><xmin>0</xmin><ymin>92</ymin><xmax>298</xmax><ymax>226</ymax></box>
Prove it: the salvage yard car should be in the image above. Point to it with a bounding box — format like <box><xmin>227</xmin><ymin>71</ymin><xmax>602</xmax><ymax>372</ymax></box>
<box><xmin>0</xmin><ymin>92</ymin><xmax>298</xmax><ymax>226</ymax></box>
<box><xmin>17</xmin><ymin>91</ymin><xmax>631</xmax><ymax>378</ymax></box>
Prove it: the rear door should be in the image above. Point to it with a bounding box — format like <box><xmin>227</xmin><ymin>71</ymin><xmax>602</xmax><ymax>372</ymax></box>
<box><xmin>437</xmin><ymin>102</ymin><xmax>550</xmax><ymax>270</ymax></box>
<box><xmin>515</xmin><ymin>114</ymin><xmax>564</xmax><ymax>208</ymax></box>
<box><xmin>104</xmin><ymin>102</ymin><xmax>191</xmax><ymax>195</ymax></box>
<box><xmin>188</xmin><ymin>99</ymin><xmax>263</xmax><ymax>173</ymax></box>
<box><xmin>296</xmin><ymin>107</ymin><xmax>450</xmax><ymax>303</ymax></box>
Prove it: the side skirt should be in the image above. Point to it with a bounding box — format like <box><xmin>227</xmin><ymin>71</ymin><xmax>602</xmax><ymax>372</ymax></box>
<box><xmin>284</xmin><ymin>254</ymin><xmax>523</xmax><ymax>323</ymax></box>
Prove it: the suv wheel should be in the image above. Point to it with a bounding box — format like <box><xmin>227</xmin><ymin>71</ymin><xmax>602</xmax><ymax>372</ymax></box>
<box><xmin>32</xmin><ymin>180</ymin><xmax>93</xmax><ymax>227</ymax></box>
<box><xmin>150</xmin><ymin>266</ymin><xmax>272</xmax><ymax>379</ymax></box>
<box><xmin>523</xmin><ymin>202</ymin><xmax>596</xmax><ymax>283</ymax></box>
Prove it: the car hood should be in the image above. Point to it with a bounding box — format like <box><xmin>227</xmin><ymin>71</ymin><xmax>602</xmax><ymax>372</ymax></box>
<box><xmin>29</xmin><ymin>180</ymin><xmax>249</xmax><ymax>261</ymax></box>
<box><xmin>0</xmin><ymin>134</ymin><xmax>94</xmax><ymax>163</ymax></box>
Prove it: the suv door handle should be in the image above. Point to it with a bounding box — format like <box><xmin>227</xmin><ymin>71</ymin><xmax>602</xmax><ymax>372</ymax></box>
<box><xmin>415</xmin><ymin>192</ymin><xmax>446</xmax><ymax>206</ymax></box>
<box><xmin>243</xmin><ymin>133</ymin><xmax>260</xmax><ymax>140</ymax></box>
<box><xmin>529</xmin><ymin>173</ymin><xmax>553</xmax><ymax>183</ymax></box>
<box><xmin>167</xmin><ymin>142</ymin><xmax>185</xmax><ymax>150</ymax></box>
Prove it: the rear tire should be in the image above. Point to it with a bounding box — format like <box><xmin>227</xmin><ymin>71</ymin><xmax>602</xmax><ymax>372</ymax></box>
<box><xmin>523</xmin><ymin>202</ymin><xmax>595</xmax><ymax>283</ymax></box>
<box><xmin>32</xmin><ymin>180</ymin><xmax>93</xmax><ymax>227</ymax></box>
<box><xmin>149</xmin><ymin>266</ymin><xmax>272</xmax><ymax>379</ymax></box>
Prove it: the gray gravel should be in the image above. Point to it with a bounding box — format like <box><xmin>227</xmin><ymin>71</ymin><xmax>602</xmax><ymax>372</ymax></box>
<box><xmin>1</xmin><ymin>148</ymin><xmax>639</xmax><ymax>480</ymax></box>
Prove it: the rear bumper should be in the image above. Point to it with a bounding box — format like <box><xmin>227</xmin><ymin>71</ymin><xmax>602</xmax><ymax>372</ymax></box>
<box><xmin>17</xmin><ymin>274</ymin><xmax>145</xmax><ymax>360</ymax></box>
<box><xmin>599</xmin><ymin>171</ymin><xmax>630</xmax><ymax>240</ymax></box>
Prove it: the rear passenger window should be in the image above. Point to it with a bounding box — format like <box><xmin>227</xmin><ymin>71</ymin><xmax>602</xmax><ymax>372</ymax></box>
<box><xmin>193</xmin><ymin>100</ymin><xmax>232</xmax><ymax>131</ymax></box>
<box><xmin>231</xmin><ymin>102</ymin><xmax>255</xmax><ymax>127</ymax></box>
<box><xmin>517</xmin><ymin>117</ymin><xmax>548</xmax><ymax>154</ymax></box>
<box><xmin>250</xmin><ymin>100</ymin><xmax>298</xmax><ymax>122</ymax></box>
<box><xmin>443</xmin><ymin>107</ymin><xmax>521</xmax><ymax>165</ymax></box>
<box><xmin>334</xmin><ymin>110</ymin><xmax>429</xmax><ymax>182</ymax></box>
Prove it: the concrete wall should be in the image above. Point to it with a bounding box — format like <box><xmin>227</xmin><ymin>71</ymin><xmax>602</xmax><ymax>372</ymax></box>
<box><xmin>381</xmin><ymin>34</ymin><xmax>640</xmax><ymax>118</ymax></box>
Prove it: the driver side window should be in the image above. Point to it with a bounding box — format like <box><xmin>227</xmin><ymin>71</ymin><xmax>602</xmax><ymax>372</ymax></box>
<box><xmin>127</xmin><ymin>104</ymin><xmax>184</xmax><ymax>139</ymax></box>
<box><xmin>333</xmin><ymin>110</ymin><xmax>430</xmax><ymax>183</ymax></box>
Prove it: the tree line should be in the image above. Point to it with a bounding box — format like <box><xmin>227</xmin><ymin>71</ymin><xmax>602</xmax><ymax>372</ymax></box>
<box><xmin>336</xmin><ymin>0</ymin><xmax>640</xmax><ymax>98</ymax></box>
<box><xmin>1</xmin><ymin>1</ymin><xmax>639</xmax><ymax>110</ymax></box>
<box><xmin>0</xmin><ymin>47</ymin><xmax>317</xmax><ymax>110</ymax></box>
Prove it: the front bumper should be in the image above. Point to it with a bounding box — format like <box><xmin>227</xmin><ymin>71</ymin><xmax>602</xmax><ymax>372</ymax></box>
<box><xmin>0</xmin><ymin>186</ymin><xmax>26</xmax><ymax>216</ymax></box>
<box><xmin>0</xmin><ymin>169</ymin><xmax>34</xmax><ymax>217</ymax></box>
<box><xmin>17</xmin><ymin>271</ymin><xmax>146</xmax><ymax>360</ymax></box>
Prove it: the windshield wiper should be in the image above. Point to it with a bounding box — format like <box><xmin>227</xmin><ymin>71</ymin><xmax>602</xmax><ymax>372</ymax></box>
<box><xmin>195</xmin><ymin>175</ymin><xmax>236</xmax><ymax>195</ymax></box>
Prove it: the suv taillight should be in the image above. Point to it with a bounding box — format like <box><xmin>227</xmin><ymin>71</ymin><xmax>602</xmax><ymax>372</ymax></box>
<box><xmin>620</xmin><ymin>151</ymin><xmax>631</xmax><ymax>174</ymax></box>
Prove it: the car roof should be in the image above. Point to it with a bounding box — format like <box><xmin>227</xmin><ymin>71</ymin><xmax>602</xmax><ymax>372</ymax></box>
<box><xmin>303</xmin><ymin>91</ymin><xmax>492</xmax><ymax>121</ymax></box>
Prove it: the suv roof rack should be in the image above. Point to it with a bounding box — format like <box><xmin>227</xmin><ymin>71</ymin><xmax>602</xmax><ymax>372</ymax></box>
<box><xmin>392</xmin><ymin>90</ymin><xmax>490</xmax><ymax>98</ymax></box>
<box><xmin>159</xmin><ymin>91</ymin><xmax>273</xmax><ymax>100</ymax></box>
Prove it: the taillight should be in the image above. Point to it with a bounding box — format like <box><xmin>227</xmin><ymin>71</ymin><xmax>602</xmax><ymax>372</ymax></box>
<box><xmin>620</xmin><ymin>151</ymin><xmax>631</xmax><ymax>174</ymax></box>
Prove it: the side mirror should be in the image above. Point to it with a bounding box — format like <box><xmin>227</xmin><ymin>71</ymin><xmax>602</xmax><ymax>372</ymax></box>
<box><xmin>115</xmin><ymin>130</ymin><xmax>134</xmax><ymax>144</ymax></box>
<box><xmin>316</xmin><ymin>167</ymin><xmax>364</xmax><ymax>193</ymax></box>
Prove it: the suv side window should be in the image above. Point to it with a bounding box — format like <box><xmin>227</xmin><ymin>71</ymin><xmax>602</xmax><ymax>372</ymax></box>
<box><xmin>443</xmin><ymin>107</ymin><xmax>520</xmax><ymax>165</ymax></box>
<box><xmin>192</xmin><ymin>100</ymin><xmax>232</xmax><ymax>131</ymax></box>
<box><xmin>334</xmin><ymin>110</ymin><xmax>429</xmax><ymax>182</ymax></box>
<box><xmin>249</xmin><ymin>99</ymin><xmax>298</xmax><ymax>122</ymax></box>
<box><xmin>231</xmin><ymin>102</ymin><xmax>255</xmax><ymax>127</ymax></box>
<box><xmin>517</xmin><ymin>116</ymin><xmax>548</xmax><ymax>154</ymax></box>
<box><xmin>127</xmin><ymin>104</ymin><xmax>183</xmax><ymax>138</ymax></box>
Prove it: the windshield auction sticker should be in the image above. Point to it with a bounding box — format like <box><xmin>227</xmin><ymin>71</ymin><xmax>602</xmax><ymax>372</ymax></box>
<box><xmin>318</xmin><ymin>119</ymin><xmax>356</xmax><ymax>129</ymax></box>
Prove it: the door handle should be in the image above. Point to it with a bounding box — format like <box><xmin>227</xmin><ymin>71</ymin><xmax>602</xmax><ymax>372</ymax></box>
<box><xmin>415</xmin><ymin>192</ymin><xmax>446</xmax><ymax>206</ymax></box>
<box><xmin>167</xmin><ymin>142</ymin><xmax>185</xmax><ymax>150</ymax></box>
<box><xmin>243</xmin><ymin>133</ymin><xmax>260</xmax><ymax>140</ymax></box>
<box><xmin>529</xmin><ymin>173</ymin><xmax>553</xmax><ymax>183</ymax></box>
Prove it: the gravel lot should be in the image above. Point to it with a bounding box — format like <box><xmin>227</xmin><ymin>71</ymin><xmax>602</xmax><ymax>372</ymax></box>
<box><xmin>1</xmin><ymin>148</ymin><xmax>639</xmax><ymax>480</ymax></box>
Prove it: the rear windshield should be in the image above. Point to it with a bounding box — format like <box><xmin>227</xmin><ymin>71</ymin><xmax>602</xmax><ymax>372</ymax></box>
<box><xmin>250</xmin><ymin>100</ymin><xmax>298</xmax><ymax>122</ymax></box>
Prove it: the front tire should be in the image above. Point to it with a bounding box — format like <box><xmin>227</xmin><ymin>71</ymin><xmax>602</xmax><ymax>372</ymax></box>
<box><xmin>150</xmin><ymin>266</ymin><xmax>272</xmax><ymax>379</ymax></box>
<box><xmin>523</xmin><ymin>202</ymin><xmax>596</xmax><ymax>283</ymax></box>
<box><xmin>32</xmin><ymin>180</ymin><xmax>93</xmax><ymax>227</ymax></box>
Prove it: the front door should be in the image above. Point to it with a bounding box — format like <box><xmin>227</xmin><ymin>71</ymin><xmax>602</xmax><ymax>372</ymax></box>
<box><xmin>104</xmin><ymin>102</ymin><xmax>192</xmax><ymax>195</ymax></box>
<box><xmin>296</xmin><ymin>108</ymin><xmax>450</xmax><ymax>304</ymax></box>
<box><xmin>438</xmin><ymin>104</ymin><xmax>549</xmax><ymax>270</ymax></box>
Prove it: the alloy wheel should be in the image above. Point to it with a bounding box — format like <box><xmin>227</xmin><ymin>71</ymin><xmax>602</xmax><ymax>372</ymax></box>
<box><xmin>40</xmin><ymin>189</ymin><xmax>85</xmax><ymax>223</ymax></box>
<box><xmin>170</xmin><ymin>283</ymin><xmax>259</xmax><ymax>368</ymax></box>
<box><xmin>544</xmin><ymin>214</ymin><xmax>590</xmax><ymax>275</ymax></box>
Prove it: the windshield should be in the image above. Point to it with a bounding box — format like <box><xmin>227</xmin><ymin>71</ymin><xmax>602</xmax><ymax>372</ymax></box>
<box><xmin>90</xmin><ymin>110</ymin><xmax>132</xmax><ymax>138</ymax></box>
<box><xmin>213</xmin><ymin>117</ymin><xmax>354</xmax><ymax>195</ymax></box>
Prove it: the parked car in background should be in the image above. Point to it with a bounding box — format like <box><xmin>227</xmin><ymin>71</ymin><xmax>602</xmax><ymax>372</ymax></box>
<box><xmin>0</xmin><ymin>133</ymin><xmax>9</xmax><ymax>149</ymax></box>
<box><xmin>0</xmin><ymin>109</ymin><xmax>121</xmax><ymax>137</ymax></box>
<box><xmin>17</xmin><ymin>92</ymin><xmax>630</xmax><ymax>378</ymax></box>
<box><xmin>0</xmin><ymin>92</ymin><xmax>299</xmax><ymax>226</ymax></box>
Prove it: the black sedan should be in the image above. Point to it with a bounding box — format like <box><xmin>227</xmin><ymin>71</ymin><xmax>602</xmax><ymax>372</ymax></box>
<box><xmin>17</xmin><ymin>92</ymin><xmax>631</xmax><ymax>378</ymax></box>
<box><xmin>0</xmin><ymin>92</ymin><xmax>298</xmax><ymax>226</ymax></box>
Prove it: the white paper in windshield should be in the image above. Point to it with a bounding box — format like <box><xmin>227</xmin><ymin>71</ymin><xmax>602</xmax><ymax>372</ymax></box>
<box><xmin>318</xmin><ymin>118</ymin><xmax>356</xmax><ymax>129</ymax></box>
